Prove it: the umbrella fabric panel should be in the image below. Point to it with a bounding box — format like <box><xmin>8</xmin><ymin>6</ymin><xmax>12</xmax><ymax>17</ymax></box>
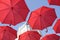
<box><xmin>19</xmin><ymin>31</ymin><xmax>41</xmax><ymax>40</ymax></box>
<box><xmin>42</xmin><ymin>34</ymin><xmax>60</xmax><ymax>40</ymax></box>
<box><xmin>2</xmin><ymin>30</ymin><xmax>16</xmax><ymax>40</ymax></box>
<box><xmin>0</xmin><ymin>26</ymin><xmax>17</xmax><ymax>35</ymax></box>
<box><xmin>0</xmin><ymin>26</ymin><xmax>17</xmax><ymax>40</ymax></box>
<box><xmin>53</xmin><ymin>19</ymin><xmax>60</xmax><ymax>33</ymax></box>
<box><xmin>48</xmin><ymin>0</ymin><xmax>60</xmax><ymax>6</ymax></box>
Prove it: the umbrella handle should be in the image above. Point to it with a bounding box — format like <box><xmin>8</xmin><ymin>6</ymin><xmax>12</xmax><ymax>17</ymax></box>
<box><xmin>46</xmin><ymin>28</ymin><xmax>48</xmax><ymax>33</ymax></box>
<box><xmin>9</xmin><ymin>24</ymin><xmax>11</xmax><ymax>26</ymax></box>
<box><xmin>9</xmin><ymin>20</ymin><xmax>12</xmax><ymax>26</ymax></box>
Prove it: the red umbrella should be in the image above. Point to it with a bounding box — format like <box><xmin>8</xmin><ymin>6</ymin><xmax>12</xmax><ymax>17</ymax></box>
<box><xmin>41</xmin><ymin>34</ymin><xmax>60</xmax><ymax>40</ymax></box>
<box><xmin>28</xmin><ymin>6</ymin><xmax>57</xmax><ymax>30</ymax></box>
<box><xmin>0</xmin><ymin>26</ymin><xmax>17</xmax><ymax>40</ymax></box>
<box><xmin>48</xmin><ymin>0</ymin><xmax>60</xmax><ymax>6</ymax></box>
<box><xmin>53</xmin><ymin>19</ymin><xmax>60</xmax><ymax>33</ymax></box>
<box><xmin>0</xmin><ymin>0</ymin><xmax>29</xmax><ymax>25</ymax></box>
<box><xmin>19</xmin><ymin>31</ymin><xmax>41</xmax><ymax>40</ymax></box>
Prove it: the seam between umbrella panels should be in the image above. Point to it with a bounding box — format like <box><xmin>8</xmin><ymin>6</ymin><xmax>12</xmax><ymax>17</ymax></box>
<box><xmin>9</xmin><ymin>31</ymin><xmax>16</xmax><ymax>39</ymax></box>
<box><xmin>10</xmin><ymin>0</ymin><xmax>12</xmax><ymax>6</ymax></box>
<box><xmin>56</xmin><ymin>24</ymin><xmax>59</xmax><ymax>33</ymax></box>
<box><xmin>32</xmin><ymin>17</ymin><xmax>38</xmax><ymax>29</ymax></box>
<box><xmin>14</xmin><ymin>0</ymin><xmax>26</xmax><ymax>9</ymax></box>
<box><xmin>0</xmin><ymin>8</ymin><xmax>9</xmax><ymax>12</ymax></box>
<box><xmin>13</xmin><ymin>8</ymin><xmax>25</xmax><ymax>21</ymax></box>
<box><xmin>3</xmin><ymin>30</ymin><xmax>15</xmax><ymax>40</ymax></box>
<box><xmin>33</xmin><ymin>16</ymin><xmax>41</xmax><ymax>29</ymax></box>
<box><xmin>27</xmin><ymin>33</ymin><xmax>31</xmax><ymax>40</ymax></box>
<box><xmin>0</xmin><ymin>2</ymin><xmax>10</xmax><ymax>7</ymax></box>
<box><xmin>41</xmin><ymin>13</ymin><xmax>47</xmax><ymax>29</ymax></box>
<box><xmin>28</xmin><ymin>32</ymin><xmax>39</xmax><ymax>40</ymax></box>
<box><xmin>2</xmin><ymin>9</ymin><xmax>14</xmax><ymax>25</ymax></box>
<box><xmin>2</xmin><ymin>30</ymin><xmax>8</xmax><ymax>40</ymax></box>
<box><xmin>7</xmin><ymin>28</ymin><xmax>16</xmax><ymax>37</ymax></box>
<box><xmin>0</xmin><ymin>31</ymin><xmax>5</xmax><ymax>40</ymax></box>
<box><xmin>47</xmin><ymin>35</ymin><xmax>58</xmax><ymax>40</ymax></box>
<box><xmin>12</xmin><ymin>10</ymin><xmax>16</xmax><ymax>25</ymax></box>
<box><xmin>29</xmin><ymin>11</ymin><xmax>42</xmax><ymax>30</ymax></box>
<box><xmin>39</xmin><ymin>15</ymin><xmax>43</xmax><ymax>30</ymax></box>
<box><xmin>13</xmin><ymin>0</ymin><xmax>28</xmax><ymax>9</ymax></box>
<box><xmin>2</xmin><ymin>10</ymin><xmax>11</xmax><ymax>24</ymax></box>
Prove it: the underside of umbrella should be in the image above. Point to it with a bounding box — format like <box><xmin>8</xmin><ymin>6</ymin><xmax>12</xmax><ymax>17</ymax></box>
<box><xmin>41</xmin><ymin>34</ymin><xmax>60</xmax><ymax>40</ymax></box>
<box><xmin>0</xmin><ymin>26</ymin><xmax>17</xmax><ymax>40</ymax></box>
<box><xmin>53</xmin><ymin>19</ymin><xmax>60</xmax><ymax>33</ymax></box>
<box><xmin>19</xmin><ymin>31</ymin><xmax>41</xmax><ymax>40</ymax></box>
<box><xmin>0</xmin><ymin>0</ymin><xmax>29</xmax><ymax>25</ymax></box>
<box><xmin>48</xmin><ymin>0</ymin><xmax>60</xmax><ymax>6</ymax></box>
<box><xmin>28</xmin><ymin>6</ymin><xmax>57</xmax><ymax>30</ymax></box>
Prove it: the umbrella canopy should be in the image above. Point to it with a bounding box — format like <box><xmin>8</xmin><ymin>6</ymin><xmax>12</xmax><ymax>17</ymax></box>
<box><xmin>19</xmin><ymin>31</ymin><xmax>41</xmax><ymax>40</ymax></box>
<box><xmin>48</xmin><ymin>0</ymin><xmax>60</xmax><ymax>6</ymax></box>
<box><xmin>0</xmin><ymin>26</ymin><xmax>17</xmax><ymax>40</ymax></box>
<box><xmin>53</xmin><ymin>19</ymin><xmax>60</xmax><ymax>33</ymax></box>
<box><xmin>0</xmin><ymin>0</ymin><xmax>29</xmax><ymax>25</ymax></box>
<box><xmin>41</xmin><ymin>34</ymin><xmax>60</xmax><ymax>40</ymax></box>
<box><xmin>28</xmin><ymin>6</ymin><xmax>57</xmax><ymax>30</ymax></box>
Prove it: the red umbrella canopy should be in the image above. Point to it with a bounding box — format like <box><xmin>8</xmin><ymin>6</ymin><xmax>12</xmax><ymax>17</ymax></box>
<box><xmin>0</xmin><ymin>26</ymin><xmax>17</xmax><ymax>40</ymax></box>
<box><xmin>53</xmin><ymin>19</ymin><xmax>60</xmax><ymax>33</ymax></box>
<box><xmin>0</xmin><ymin>0</ymin><xmax>29</xmax><ymax>25</ymax></box>
<box><xmin>48</xmin><ymin>0</ymin><xmax>60</xmax><ymax>6</ymax></box>
<box><xmin>41</xmin><ymin>34</ymin><xmax>60</xmax><ymax>40</ymax></box>
<box><xmin>28</xmin><ymin>6</ymin><xmax>57</xmax><ymax>30</ymax></box>
<box><xmin>19</xmin><ymin>31</ymin><xmax>41</xmax><ymax>40</ymax></box>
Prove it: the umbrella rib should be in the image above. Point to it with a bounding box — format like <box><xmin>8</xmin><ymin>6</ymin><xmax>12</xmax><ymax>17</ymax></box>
<box><xmin>41</xmin><ymin>13</ymin><xmax>50</xmax><ymax>29</ymax></box>
<box><xmin>2</xmin><ymin>10</ymin><xmax>11</xmax><ymax>24</ymax></box>
<box><xmin>33</xmin><ymin>18</ymin><xmax>37</xmax><ymax>28</ymax></box>
<box><xmin>13</xmin><ymin>9</ymin><xmax>25</xmax><ymax>20</ymax></box>
<box><xmin>11</xmin><ymin>10</ymin><xmax>16</xmax><ymax>25</ymax></box>
<box><xmin>14</xmin><ymin>0</ymin><xmax>29</xmax><ymax>9</ymax></box>
<box><xmin>2</xmin><ymin>30</ymin><xmax>7</xmax><ymax>40</ymax></box>
<box><xmin>48</xmin><ymin>36</ymin><xmax>57</xmax><ymax>40</ymax></box>
<box><xmin>39</xmin><ymin>16</ymin><xmax>43</xmax><ymax>30</ymax></box>
<box><xmin>0</xmin><ymin>2</ymin><xmax>10</xmax><ymax>7</ymax></box>
<box><xmin>56</xmin><ymin>25</ymin><xmax>59</xmax><ymax>33</ymax></box>
<box><xmin>0</xmin><ymin>30</ymin><xmax>6</xmax><ymax>40</ymax></box>
<box><xmin>27</xmin><ymin>33</ymin><xmax>31</xmax><ymax>40</ymax></box>
<box><xmin>0</xmin><ymin>8</ymin><xmax>9</xmax><ymax>12</ymax></box>
<box><xmin>12</xmin><ymin>9</ymin><xmax>25</xmax><ymax>25</ymax></box>
<box><xmin>33</xmin><ymin>16</ymin><xmax>39</xmax><ymax>29</ymax></box>
<box><xmin>28</xmin><ymin>33</ymin><xmax>39</xmax><ymax>40</ymax></box>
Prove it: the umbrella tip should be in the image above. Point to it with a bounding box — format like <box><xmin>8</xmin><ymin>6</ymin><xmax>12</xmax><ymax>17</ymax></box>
<box><xmin>40</xmin><ymin>15</ymin><xmax>42</xmax><ymax>16</ymax></box>
<box><xmin>11</xmin><ymin>7</ymin><xmax>14</xmax><ymax>10</ymax></box>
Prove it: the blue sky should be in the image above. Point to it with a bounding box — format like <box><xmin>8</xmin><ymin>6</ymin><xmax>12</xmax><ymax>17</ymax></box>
<box><xmin>0</xmin><ymin>0</ymin><xmax>60</xmax><ymax>36</ymax></box>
